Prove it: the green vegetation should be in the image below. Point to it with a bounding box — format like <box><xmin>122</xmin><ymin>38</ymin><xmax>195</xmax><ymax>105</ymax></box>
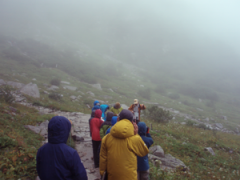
<box><xmin>145</xmin><ymin>105</ymin><xmax>172</xmax><ymax>123</ymax></box>
<box><xmin>0</xmin><ymin>85</ymin><xmax>15</xmax><ymax>104</ymax></box>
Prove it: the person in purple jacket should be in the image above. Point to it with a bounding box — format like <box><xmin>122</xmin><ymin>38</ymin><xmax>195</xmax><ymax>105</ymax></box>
<box><xmin>36</xmin><ymin>116</ymin><xmax>88</xmax><ymax>180</ymax></box>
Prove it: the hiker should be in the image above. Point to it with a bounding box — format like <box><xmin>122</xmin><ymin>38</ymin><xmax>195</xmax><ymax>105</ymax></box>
<box><xmin>90</xmin><ymin>109</ymin><xmax>103</xmax><ymax>168</ymax></box>
<box><xmin>137</xmin><ymin>122</ymin><xmax>154</xmax><ymax>180</ymax></box>
<box><xmin>100</xmin><ymin>112</ymin><xmax>114</xmax><ymax>139</ymax></box>
<box><xmin>110</xmin><ymin>102</ymin><xmax>123</xmax><ymax>116</ymax></box>
<box><xmin>100</xmin><ymin>104</ymin><xmax>109</xmax><ymax>121</ymax></box>
<box><xmin>99</xmin><ymin>109</ymin><xmax>149</xmax><ymax>180</ymax></box>
<box><xmin>128</xmin><ymin>99</ymin><xmax>146</xmax><ymax>123</ymax></box>
<box><xmin>36</xmin><ymin>116</ymin><xmax>87</xmax><ymax>180</ymax></box>
<box><xmin>89</xmin><ymin>100</ymin><xmax>100</xmax><ymax>137</ymax></box>
<box><xmin>105</xmin><ymin>116</ymin><xmax>118</xmax><ymax>135</ymax></box>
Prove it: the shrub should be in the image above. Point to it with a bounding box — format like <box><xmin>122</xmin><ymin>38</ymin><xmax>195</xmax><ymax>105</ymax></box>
<box><xmin>0</xmin><ymin>85</ymin><xmax>15</xmax><ymax>104</ymax></box>
<box><xmin>197</xmin><ymin>123</ymin><xmax>208</xmax><ymax>130</ymax></box>
<box><xmin>186</xmin><ymin>120</ymin><xmax>195</xmax><ymax>126</ymax></box>
<box><xmin>48</xmin><ymin>93</ymin><xmax>62</xmax><ymax>101</ymax></box>
<box><xmin>50</xmin><ymin>79</ymin><xmax>60</xmax><ymax>86</ymax></box>
<box><xmin>138</xmin><ymin>88</ymin><xmax>151</xmax><ymax>100</ymax></box>
<box><xmin>145</xmin><ymin>105</ymin><xmax>172</xmax><ymax>123</ymax></box>
<box><xmin>168</xmin><ymin>92</ymin><xmax>180</xmax><ymax>99</ymax></box>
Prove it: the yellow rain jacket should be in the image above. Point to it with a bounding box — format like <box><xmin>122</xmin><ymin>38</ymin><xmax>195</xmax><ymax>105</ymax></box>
<box><xmin>99</xmin><ymin>119</ymin><xmax>149</xmax><ymax>180</ymax></box>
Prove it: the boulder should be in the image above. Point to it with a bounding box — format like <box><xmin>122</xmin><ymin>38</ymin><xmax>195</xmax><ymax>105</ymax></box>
<box><xmin>204</xmin><ymin>147</ymin><xmax>215</xmax><ymax>156</ymax></box>
<box><xmin>32</xmin><ymin>78</ymin><xmax>36</xmax><ymax>81</ymax></box>
<box><xmin>149</xmin><ymin>145</ymin><xmax>165</xmax><ymax>158</ymax></box>
<box><xmin>20</xmin><ymin>83</ymin><xmax>40</xmax><ymax>98</ymax></box>
<box><xmin>7</xmin><ymin>81</ymin><xmax>24</xmax><ymax>89</ymax></box>
<box><xmin>63</xmin><ymin>86</ymin><xmax>77</xmax><ymax>91</ymax></box>
<box><xmin>85</xmin><ymin>91</ymin><xmax>94</xmax><ymax>97</ymax></box>
<box><xmin>91</xmin><ymin>83</ymin><xmax>102</xmax><ymax>90</ymax></box>
<box><xmin>48</xmin><ymin>85</ymin><xmax>59</xmax><ymax>91</ymax></box>
<box><xmin>39</xmin><ymin>120</ymin><xmax>49</xmax><ymax>129</ymax></box>
<box><xmin>43</xmin><ymin>90</ymin><xmax>49</xmax><ymax>94</ymax></box>
<box><xmin>181</xmin><ymin>122</ymin><xmax>186</xmax><ymax>125</ymax></box>
<box><xmin>0</xmin><ymin>79</ymin><xmax>6</xmax><ymax>85</ymax></box>
<box><xmin>70</xmin><ymin>95</ymin><xmax>77</xmax><ymax>100</ymax></box>
<box><xmin>149</xmin><ymin>154</ymin><xmax>188</xmax><ymax>171</ymax></box>
<box><xmin>61</xmin><ymin>81</ymin><xmax>70</xmax><ymax>85</ymax></box>
<box><xmin>121</xmin><ymin>104</ymin><xmax>129</xmax><ymax>109</ymax></box>
<box><xmin>24</xmin><ymin>125</ymin><xmax>41</xmax><ymax>134</ymax></box>
<box><xmin>214</xmin><ymin>123</ymin><xmax>223</xmax><ymax>129</ymax></box>
<box><xmin>40</xmin><ymin>128</ymin><xmax>48</xmax><ymax>138</ymax></box>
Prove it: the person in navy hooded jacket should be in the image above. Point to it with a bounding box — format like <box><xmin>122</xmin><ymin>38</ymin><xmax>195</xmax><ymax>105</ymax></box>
<box><xmin>137</xmin><ymin>122</ymin><xmax>153</xmax><ymax>180</ymax></box>
<box><xmin>36</xmin><ymin>116</ymin><xmax>88</xmax><ymax>180</ymax></box>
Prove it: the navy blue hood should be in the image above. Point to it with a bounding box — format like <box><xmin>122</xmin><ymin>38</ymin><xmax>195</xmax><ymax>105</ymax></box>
<box><xmin>92</xmin><ymin>100</ymin><xmax>100</xmax><ymax>111</ymax></box>
<box><xmin>48</xmin><ymin>116</ymin><xmax>71</xmax><ymax>144</ymax></box>
<box><xmin>119</xmin><ymin>109</ymin><xmax>133</xmax><ymax>122</ymax></box>
<box><xmin>138</xmin><ymin>122</ymin><xmax>147</xmax><ymax>136</ymax></box>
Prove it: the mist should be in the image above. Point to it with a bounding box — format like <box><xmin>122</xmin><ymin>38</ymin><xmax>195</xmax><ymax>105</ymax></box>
<box><xmin>1</xmin><ymin>0</ymin><xmax>240</xmax><ymax>96</ymax></box>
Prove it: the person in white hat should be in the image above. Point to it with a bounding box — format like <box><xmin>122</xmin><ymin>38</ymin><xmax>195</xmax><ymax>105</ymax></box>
<box><xmin>128</xmin><ymin>99</ymin><xmax>146</xmax><ymax>124</ymax></box>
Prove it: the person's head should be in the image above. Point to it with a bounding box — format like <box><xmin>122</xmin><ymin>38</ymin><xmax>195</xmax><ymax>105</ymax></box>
<box><xmin>100</xmin><ymin>104</ymin><xmax>109</xmax><ymax>113</ymax></box>
<box><xmin>94</xmin><ymin>109</ymin><xmax>102</xmax><ymax>118</ymax></box>
<box><xmin>106</xmin><ymin>112</ymin><xmax>114</xmax><ymax>122</ymax></box>
<box><xmin>138</xmin><ymin>122</ymin><xmax>147</xmax><ymax>136</ymax></box>
<box><xmin>134</xmin><ymin>99</ymin><xmax>139</xmax><ymax>106</ymax></box>
<box><xmin>111</xmin><ymin>116</ymin><xmax>118</xmax><ymax>126</ymax></box>
<box><xmin>48</xmin><ymin>116</ymin><xmax>71</xmax><ymax>144</ymax></box>
<box><xmin>115</xmin><ymin>102</ymin><xmax>121</xmax><ymax>109</ymax></box>
<box><xmin>93</xmin><ymin>100</ymin><xmax>100</xmax><ymax>106</ymax></box>
<box><xmin>119</xmin><ymin>109</ymin><xmax>133</xmax><ymax>122</ymax></box>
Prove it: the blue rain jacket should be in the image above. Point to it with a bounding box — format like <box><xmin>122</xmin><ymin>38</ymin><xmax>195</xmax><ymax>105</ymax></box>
<box><xmin>100</xmin><ymin>104</ymin><xmax>109</xmax><ymax>121</ymax></box>
<box><xmin>137</xmin><ymin>122</ymin><xmax>154</xmax><ymax>171</ymax></box>
<box><xmin>92</xmin><ymin>100</ymin><xmax>100</xmax><ymax>111</ymax></box>
<box><xmin>36</xmin><ymin>116</ymin><xmax>88</xmax><ymax>180</ymax></box>
<box><xmin>106</xmin><ymin>116</ymin><xmax>118</xmax><ymax>135</ymax></box>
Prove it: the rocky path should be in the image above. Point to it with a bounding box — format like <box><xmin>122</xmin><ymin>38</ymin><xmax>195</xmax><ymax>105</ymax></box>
<box><xmin>22</xmin><ymin>102</ymin><xmax>100</xmax><ymax>180</ymax></box>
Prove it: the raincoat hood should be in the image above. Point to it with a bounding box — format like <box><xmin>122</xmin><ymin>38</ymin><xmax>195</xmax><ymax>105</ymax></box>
<box><xmin>110</xmin><ymin>119</ymin><xmax>134</xmax><ymax>139</ymax></box>
<box><xmin>111</xmin><ymin>116</ymin><xmax>118</xmax><ymax>126</ymax></box>
<box><xmin>119</xmin><ymin>109</ymin><xmax>133</xmax><ymax>122</ymax></box>
<box><xmin>48</xmin><ymin>116</ymin><xmax>71</xmax><ymax>144</ymax></box>
<box><xmin>100</xmin><ymin>104</ymin><xmax>109</xmax><ymax>113</ymax></box>
<box><xmin>92</xmin><ymin>100</ymin><xmax>100</xmax><ymax>111</ymax></box>
<box><xmin>94</xmin><ymin>109</ymin><xmax>102</xmax><ymax>119</ymax></box>
<box><xmin>138</xmin><ymin>122</ymin><xmax>147</xmax><ymax>136</ymax></box>
<box><xmin>106</xmin><ymin>112</ymin><xmax>114</xmax><ymax>122</ymax></box>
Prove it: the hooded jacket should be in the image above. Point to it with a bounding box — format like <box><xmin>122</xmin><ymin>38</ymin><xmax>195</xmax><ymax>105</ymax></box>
<box><xmin>100</xmin><ymin>113</ymin><xmax>149</xmax><ymax>180</ymax></box>
<box><xmin>36</xmin><ymin>116</ymin><xmax>87</xmax><ymax>180</ymax></box>
<box><xmin>110</xmin><ymin>104</ymin><xmax>123</xmax><ymax>116</ymax></box>
<box><xmin>100</xmin><ymin>112</ymin><xmax>114</xmax><ymax>139</ymax></box>
<box><xmin>92</xmin><ymin>100</ymin><xmax>100</xmax><ymax>111</ymax></box>
<box><xmin>128</xmin><ymin>104</ymin><xmax>146</xmax><ymax>120</ymax></box>
<box><xmin>106</xmin><ymin>116</ymin><xmax>118</xmax><ymax>135</ymax></box>
<box><xmin>100</xmin><ymin>104</ymin><xmax>109</xmax><ymax>121</ymax></box>
<box><xmin>137</xmin><ymin>122</ymin><xmax>154</xmax><ymax>171</ymax></box>
<box><xmin>89</xmin><ymin>110</ymin><xmax>95</xmax><ymax>137</ymax></box>
<box><xmin>90</xmin><ymin>109</ymin><xmax>103</xmax><ymax>141</ymax></box>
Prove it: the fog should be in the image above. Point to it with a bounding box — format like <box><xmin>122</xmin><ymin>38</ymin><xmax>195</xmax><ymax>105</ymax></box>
<box><xmin>1</xmin><ymin>0</ymin><xmax>240</xmax><ymax>96</ymax></box>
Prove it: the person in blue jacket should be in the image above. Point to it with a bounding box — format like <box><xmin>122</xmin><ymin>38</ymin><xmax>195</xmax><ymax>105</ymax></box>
<box><xmin>92</xmin><ymin>100</ymin><xmax>100</xmax><ymax>111</ymax></box>
<box><xmin>137</xmin><ymin>122</ymin><xmax>154</xmax><ymax>180</ymax></box>
<box><xmin>105</xmin><ymin>116</ymin><xmax>118</xmax><ymax>135</ymax></box>
<box><xmin>36</xmin><ymin>116</ymin><xmax>88</xmax><ymax>180</ymax></box>
<box><xmin>100</xmin><ymin>104</ymin><xmax>109</xmax><ymax>121</ymax></box>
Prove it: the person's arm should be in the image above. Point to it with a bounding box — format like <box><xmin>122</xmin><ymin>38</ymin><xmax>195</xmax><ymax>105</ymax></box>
<box><xmin>140</xmin><ymin>104</ymin><xmax>146</xmax><ymax>110</ymax></box>
<box><xmin>99</xmin><ymin>135</ymin><xmax>108</xmax><ymax>176</ymax></box>
<box><xmin>72</xmin><ymin>151</ymin><xmax>88</xmax><ymax>180</ymax></box>
<box><xmin>127</xmin><ymin>135</ymin><xmax>149</xmax><ymax>157</ymax></box>
<box><xmin>99</xmin><ymin>127</ymin><xmax>105</xmax><ymax>140</ymax></box>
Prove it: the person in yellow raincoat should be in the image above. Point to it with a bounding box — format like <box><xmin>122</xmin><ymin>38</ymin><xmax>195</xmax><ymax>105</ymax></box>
<box><xmin>99</xmin><ymin>109</ymin><xmax>149</xmax><ymax>180</ymax></box>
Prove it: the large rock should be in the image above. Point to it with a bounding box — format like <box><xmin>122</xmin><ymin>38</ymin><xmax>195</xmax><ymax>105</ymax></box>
<box><xmin>48</xmin><ymin>85</ymin><xmax>59</xmax><ymax>91</ymax></box>
<box><xmin>7</xmin><ymin>81</ymin><xmax>25</xmax><ymax>89</ymax></box>
<box><xmin>214</xmin><ymin>123</ymin><xmax>223</xmax><ymax>129</ymax></box>
<box><xmin>0</xmin><ymin>79</ymin><xmax>6</xmax><ymax>85</ymax></box>
<box><xmin>86</xmin><ymin>91</ymin><xmax>95</xmax><ymax>96</ymax></box>
<box><xmin>63</xmin><ymin>86</ymin><xmax>77</xmax><ymax>91</ymax></box>
<box><xmin>40</xmin><ymin>120</ymin><xmax>49</xmax><ymax>128</ymax></box>
<box><xmin>121</xmin><ymin>104</ymin><xmax>129</xmax><ymax>109</ymax></box>
<box><xmin>204</xmin><ymin>147</ymin><xmax>215</xmax><ymax>156</ymax></box>
<box><xmin>91</xmin><ymin>83</ymin><xmax>102</xmax><ymax>90</ymax></box>
<box><xmin>61</xmin><ymin>81</ymin><xmax>70</xmax><ymax>85</ymax></box>
<box><xmin>20</xmin><ymin>83</ymin><xmax>40</xmax><ymax>98</ymax></box>
<box><xmin>24</xmin><ymin>125</ymin><xmax>41</xmax><ymax>134</ymax></box>
<box><xmin>149</xmin><ymin>154</ymin><xmax>188</xmax><ymax>171</ymax></box>
<box><xmin>149</xmin><ymin>145</ymin><xmax>165</xmax><ymax>158</ymax></box>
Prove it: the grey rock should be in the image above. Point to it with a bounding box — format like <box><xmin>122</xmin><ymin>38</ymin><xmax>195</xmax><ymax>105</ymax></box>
<box><xmin>204</xmin><ymin>147</ymin><xmax>215</xmax><ymax>156</ymax></box>
<box><xmin>20</xmin><ymin>83</ymin><xmax>40</xmax><ymax>98</ymax></box>
<box><xmin>70</xmin><ymin>95</ymin><xmax>77</xmax><ymax>100</ymax></box>
<box><xmin>7</xmin><ymin>81</ymin><xmax>25</xmax><ymax>89</ymax></box>
<box><xmin>173</xmin><ymin>110</ymin><xmax>179</xmax><ymax>114</ymax></box>
<box><xmin>214</xmin><ymin>123</ymin><xmax>223</xmax><ymax>129</ymax></box>
<box><xmin>204</xmin><ymin>117</ymin><xmax>209</xmax><ymax>122</ymax></box>
<box><xmin>109</xmin><ymin>88</ymin><xmax>114</xmax><ymax>92</ymax></box>
<box><xmin>0</xmin><ymin>79</ymin><xmax>6</xmax><ymax>85</ymax></box>
<box><xmin>24</xmin><ymin>125</ymin><xmax>41</xmax><ymax>134</ymax></box>
<box><xmin>61</xmin><ymin>81</ymin><xmax>70</xmax><ymax>85</ymax></box>
<box><xmin>149</xmin><ymin>145</ymin><xmax>165</xmax><ymax>158</ymax></box>
<box><xmin>48</xmin><ymin>85</ymin><xmax>59</xmax><ymax>91</ymax></box>
<box><xmin>32</xmin><ymin>78</ymin><xmax>36</xmax><ymax>81</ymax></box>
<box><xmin>43</xmin><ymin>90</ymin><xmax>49</xmax><ymax>94</ymax></box>
<box><xmin>40</xmin><ymin>120</ymin><xmax>49</xmax><ymax>128</ymax></box>
<box><xmin>149</xmin><ymin>154</ymin><xmax>188</xmax><ymax>171</ymax></box>
<box><xmin>35</xmin><ymin>176</ymin><xmax>41</xmax><ymax>180</ymax></box>
<box><xmin>140</xmin><ymin>84</ymin><xmax>144</xmax><ymax>87</ymax></box>
<box><xmin>91</xmin><ymin>83</ymin><xmax>102</xmax><ymax>90</ymax></box>
<box><xmin>40</xmin><ymin>128</ymin><xmax>48</xmax><ymax>138</ymax></box>
<box><xmin>181</xmin><ymin>122</ymin><xmax>186</xmax><ymax>125</ymax></box>
<box><xmin>121</xmin><ymin>104</ymin><xmax>129</xmax><ymax>109</ymax></box>
<box><xmin>222</xmin><ymin>116</ymin><xmax>227</xmax><ymax>121</ymax></box>
<box><xmin>64</xmin><ymin>86</ymin><xmax>77</xmax><ymax>91</ymax></box>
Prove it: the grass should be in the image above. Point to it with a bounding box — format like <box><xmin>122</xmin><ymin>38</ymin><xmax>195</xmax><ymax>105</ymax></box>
<box><xmin>144</xmin><ymin>119</ymin><xmax>240</xmax><ymax>179</ymax></box>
